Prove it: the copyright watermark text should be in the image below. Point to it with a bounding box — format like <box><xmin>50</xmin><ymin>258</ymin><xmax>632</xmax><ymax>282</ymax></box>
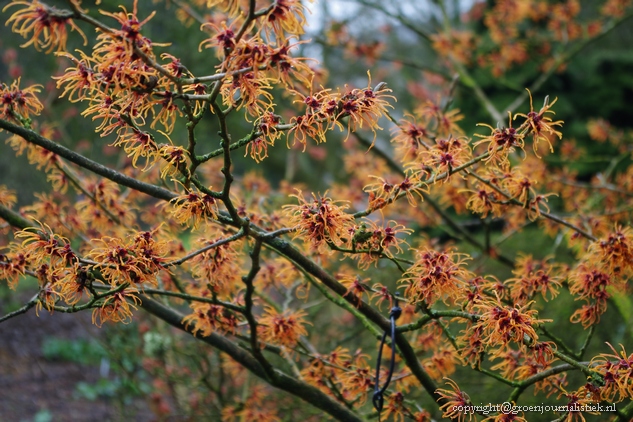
<box><xmin>452</xmin><ymin>402</ymin><xmax>616</xmax><ymax>415</ymax></box>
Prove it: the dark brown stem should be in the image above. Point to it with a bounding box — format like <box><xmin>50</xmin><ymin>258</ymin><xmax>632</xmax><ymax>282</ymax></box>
<box><xmin>138</xmin><ymin>295</ymin><xmax>363</xmax><ymax>422</ymax></box>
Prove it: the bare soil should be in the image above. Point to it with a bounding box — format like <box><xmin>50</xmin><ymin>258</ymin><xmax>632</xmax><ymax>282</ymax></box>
<box><xmin>0</xmin><ymin>293</ymin><xmax>150</xmax><ymax>422</ymax></box>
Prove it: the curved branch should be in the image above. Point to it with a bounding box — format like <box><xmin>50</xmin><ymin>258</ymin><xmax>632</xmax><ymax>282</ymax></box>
<box><xmin>138</xmin><ymin>295</ymin><xmax>363</xmax><ymax>422</ymax></box>
<box><xmin>0</xmin><ymin>118</ymin><xmax>176</xmax><ymax>202</ymax></box>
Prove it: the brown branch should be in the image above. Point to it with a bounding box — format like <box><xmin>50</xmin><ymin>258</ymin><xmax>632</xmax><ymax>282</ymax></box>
<box><xmin>0</xmin><ymin>119</ymin><xmax>177</xmax><ymax>202</ymax></box>
<box><xmin>138</xmin><ymin>295</ymin><xmax>363</xmax><ymax>422</ymax></box>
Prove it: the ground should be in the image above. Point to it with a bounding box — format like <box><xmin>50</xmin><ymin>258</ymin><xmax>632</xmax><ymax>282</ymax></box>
<box><xmin>0</xmin><ymin>291</ymin><xmax>152</xmax><ymax>422</ymax></box>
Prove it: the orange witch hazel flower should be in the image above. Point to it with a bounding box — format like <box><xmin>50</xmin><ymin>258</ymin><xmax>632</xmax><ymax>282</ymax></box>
<box><xmin>472</xmin><ymin>296</ymin><xmax>549</xmax><ymax>349</ymax></box>
<box><xmin>282</xmin><ymin>190</ymin><xmax>354</xmax><ymax>251</ymax></box>
<box><xmin>342</xmin><ymin>219</ymin><xmax>413</xmax><ymax>269</ymax></box>
<box><xmin>514</xmin><ymin>89</ymin><xmax>563</xmax><ymax>155</ymax></box>
<box><xmin>166</xmin><ymin>188</ymin><xmax>219</xmax><ymax>229</ymax></box>
<box><xmin>4</xmin><ymin>1</ymin><xmax>88</xmax><ymax>53</ymax></box>
<box><xmin>263</xmin><ymin>0</ymin><xmax>312</xmax><ymax>40</ymax></box>
<box><xmin>54</xmin><ymin>50</ymin><xmax>97</xmax><ymax>103</ymax></box>
<box><xmin>591</xmin><ymin>343</ymin><xmax>633</xmax><ymax>402</ymax></box>
<box><xmin>586</xmin><ymin>224</ymin><xmax>633</xmax><ymax>276</ymax></box>
<box><xmin>91</xmin><ymin>289</ymin><xmax>142</xmax><ymax>327</ymax></box>
<box><xmin>0</xmin><ymin>185</ymin><xmax>17</xmax><ymax>208</ymax></box>
<box><xmin>183</xmin><ymin>302</ymin><xmax>240</xmax><ymax>337</ymax></box>
<box><xmin>399</xmin><ymin>248</ymin><xmax>473</xmax><ymax>306</ymax></box>
<box><xmin>416</xmin><ymin>136</ymin><xmax>472</xmax><ymax>180</ymax></box>
<box><xmin>568</xmin><ymin>263</ymin><xmax>614</xmax><ymax>327</ymax></box>
<box><xmin>97</xmin><ymin>0</ymin><xmax>156</xmax><ymax>56</ymax></box>
<box><xmin>436</xmin><ymin>378</ymin><xmax>475</xmax><ymax>422</ymax></box>
<box><xmin>1</xmin><ymin>78</ymin><xmax>44</xmax><ymax>121</ymax></box>
<box><xmin>474</xmin><ymin>112</ymin><xmax>525</xmax><ymax>167</ymax></box>
<box><xmin>335</xmin><ymin>73</ymin><xmax>396</xmax><ymax>145</ymax></box>
<box><xmin>258</xmin><ymin>306</ymin><xmax>310</xmax><ymax>348</ymax></box>
<box><xmin>87</xmin><ymin>232</ymin><xmax>166</xmax><ymax>287</ymax></box>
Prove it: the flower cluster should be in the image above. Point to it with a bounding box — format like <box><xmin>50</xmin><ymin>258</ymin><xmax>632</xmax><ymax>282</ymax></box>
<box><xmin>514</xmin><ymin>91</ymin><xmax>563</xmax><ymax>156</ymax></box>
<box><xmin>472</xmin><ymin>297</ymin><xmax>549</xmax><ymax>350</ymax></box>
<box><xmin>167</xmin><ymin>188</ymin><xmax>219</xmax><ymax>229</ymax></box>
<box><xmin>287</xmin><ymin>75</ymin><xmax>396</xmax><ymax>150</ymax></box>
<box><xmin>283</xmin><ymin>190</ymin><xmax>354</xmax><ymax>252</ymax></box>
<box><xmin>4</xmin><ymin>1</ymin><xmax>87</xmax><ymax>53</ymax></box>
<box><xmin>436</xmin><ymin>378</ymin><xmax>474</xmax><ymax>422</ymax></box>
<box><xmin>258</xmin><ymin>306</ymin><xmax>309</xmax><ymax>348</ymax></box>
<box><xmin>591</xmin><ymin>343</ymin><xmax>633</xmax><ymax>402</ymax></box>
<box><xmin>1</xmin><ymin>78</ymin><xmax>43</xmax><ymax>122</ymax></box>
<box><xmin>568</xmin><ymin>264</ymin><xmax>612</xmax><ymax>327</ymax></box>
<box><xmin>343</xmin><ymin>219</ymin><xmax>412</xmax><ymax>268</ymax></box>
<box><xmin>505</xmin><ymin>255</ymin><xmax>563</xmax><ymax>305</ymax></box>
<box><xmin>87</xmin><ymin>230</ymin><xmax>168</xmax><ymax>287</ymax></box>
<box><xmin>399</xmin><ymin>248</ymin><xmax>473</xmax><ymax>306</ymax></box>
<box><xmin>474</xmin><ymin>113</ymin><xmax>525</xmax><ymax>168</ymax></box>
<box><xmin>183</xmin><ymin>302</ymin><xmax>240</xmax><ymax>337</ymax></box>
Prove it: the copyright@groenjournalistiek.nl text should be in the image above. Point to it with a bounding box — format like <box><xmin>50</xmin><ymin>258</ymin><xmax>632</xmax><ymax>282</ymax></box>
<box><xmin>453</xmin><ymin>402</ymin><xmax>617</xmax><ymax>415</ymax></box>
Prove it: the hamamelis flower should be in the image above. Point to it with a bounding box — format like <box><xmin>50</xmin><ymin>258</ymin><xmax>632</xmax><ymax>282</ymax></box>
<box><xmin>0</xmin><ymin>250</ymin><xmax>28</xmax><ymax>290</ymax></box>
<box><xmin>390</xmin><ymin>113</ymin><xmax>430</xmax><ymax>162</ymax></box>
<box><xmin>258</xmin><ymin>306</ymin><xmax>310</xmax><ymax>348</ymax></box>
<box><xmin>59</xmin><ymin>264</ymin><xmax>91</xmax><ymax>306</ymax></box>
<box><xmin>505</xmin><ymin>255</ymin><xmax>562</xmax><ymax>304</ymax></box>
<box><xmin>474</xmin><ymin>112</ymin><xmax>525</xmax><ymax>168</ymax></box>
<box><xmin>159</xmin><ymin>144</ymin><xmax>189</xmax><ymax>179</ymax></box>
<box><xmin>338</xmin><ymin>363</ymin><xmax>374</xmax><ymax>406</ymax></box>
<box><xmin>335</xmin><ymin>74</ymin><xmax>396</xmax><ymax>144</ymax></box>
<box><xmin>14</xmin><ymin>221</ymin><xmax>76</xmax><ymax>266</ymax></box>
<box><xmin>98</xmin><ymin>0</ymin><xmax>156</xmax><ymax>58</ymax></box>
<box><xmin>167</xmin><ymin>189</ymin><xmax>219</xmax><ymax>229</ymax></box>
<box><xmin>399</xmin><ymin>248</ymin><xmax>473</xmax><ymax>306</ymax></box>
<box><xmin>343</xmin><ymin>219</ymin><xmax>412</xmax><ymax>269</ymax></box>
<box><xmin>514</xmin><ymin>89</ymin><xmax>563</xmax><ymax>156</ymax></box>
<box><xmin>418</xmin><ymin>136</ymin><xmax>472</xmax><ymax>180</ymax></box>
<box><xmin>417</xmin><ymin>98</ymin><xmax>465</xmax><ymax>137</ymax></box>
<box><xmin>456</xmin><ymin>323</ymin><xmax>485</xmax><ymax>367</ymax></box>
<box><xmin>266</xmin><ymin>41</ymin><xmax>314</xmax><ymax>88</ymax></box>
<box><xmin>339</xmin><ymin>273</ymin><xmax>370</xmax><ymax>307</ymax></box>
<box><xmin>147</xmin><ymin>90</ymin><xmax>182</xmax><ymax>134</ymax></box>
<box><xmin>436</xmin><ymin>378</ymin><xmax>474</xmax><ymax>422</ymax></box>
<box><xmin>183</xmin><ymin>302</ymin><xmax>239</xmax><ymax>337</ymax></box>
<box><xmin>88</xmin><ymin>237</ymin><xmax>157</xmax><ymax>287</ymax></box>
<box><xmin>243</xmin><ymin>110</ymin><xmax>279</xmax><ymax>162</ymax></box>
<box><xmin>199</xmin><ymin>20</ymin><xmax>236</xmax><ymax>55</ymax></box>
<box><xmin>0</xmin><ymin>185</ymin><xmax>17</xmax><ymax>208</ymax></box>
<box><xmin>36</xmin><ymin>278</ymin><xmax>63</xmax><ymax>315</ymax></box>
<box><xmin>54</xmin><ymin>50</ymin><xmax>96</xmax><ymax>102</ymax></box>
<box><xmin>4</xmin><ymin>1</ymin><xmax>87</xmax><ymax>53</ymax></box>
<box><xmin>601</xmin><ymin>0</ymin><xmax>633</xmax><ymax>18</ymax></box>
<box><xmin>463</xmin><ymin>173</ymin><xmax>506</xmax><ymax>218</ymax></box>
<box><xmin>590</xmin><ymin>343</ymin><xmax>633</xmax><ymax>402</ymax></box>
<box><xmin>1</xmin><ymin>78</ymin><xmax>43</xmax><ymax>121</ymax></box>
<box><xmin>205</xmin><ymin>0</ymin><xmax>244</xmax><ymax>19</ymax></box>
<box><xmin>382</xmin><ymin>392</ymin><xmax>407</xmax><ymax>422</ymax></box>
<box><xmin>423</xmin><ymin>347</ymin><xmax>459</xmax><ymax>381</ymax></box>
<box><xmin>472</xmin><ymin>297</ymin><xmax>549</xmax><ymax>349</ymax></box>
<box><xmin>501</xmin><ymin>168</ymin><xmax>539</xmax><ymax>208</ymax></box>
<box><xmin>221</xmin><ymin>71</ymin><xmax>275</xmax><ymax>117</ymax></box>
<box><xmin>283</xmin><ymin>190</ymin><xmax>354</xmax><ymax>251</ymax></box>
<box><xmin>92</xmin><ymin>289</ymin><xmax>141</xmax><ymax>327</ymax></box>
<box><xmin>364</xmin><ymin>175</ymin><xmax>427</xmax><ymax>210</ymax></box>
<box><xmin>586</xmin><ymin>225</ymin><xmax>633</xmax><ymax>276</ymax></box>
<box><xmin>189</xmin><ymin>234</ymin><xmax>243</xmax><ymax>297</ymax></box>
<box><xmin>568</xmin><ymin>264</ymin><xmax>613</xmax><ymax>327</ymax></box>
<box><xmin>263</xmin><ymin>0</ymin><xmax>312</xmax><ymax>40</ymax></box>
<box><xmin>111</xmin><ymin>128</ymin><xmax>159</xmax><ymax>169</ymax></box>
<box><xmin>556</xmin><ymin>388</ymin><xmax>600</xmax><ymax>422</ymax></box>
